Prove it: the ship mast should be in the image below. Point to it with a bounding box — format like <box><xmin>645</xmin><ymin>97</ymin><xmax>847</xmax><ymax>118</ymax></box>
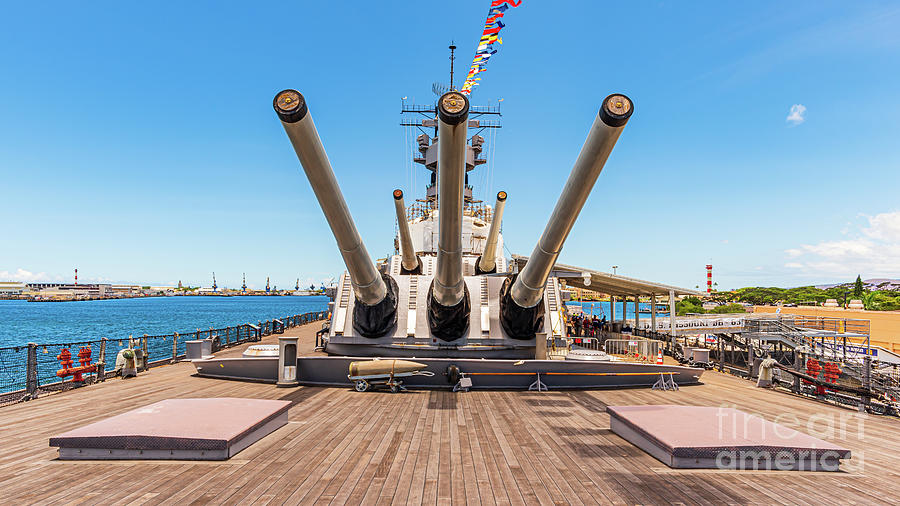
<box><xmin>448</xmin><ymin>43</ymin><xmax>456</xmax><ymax>91</ymax></box>
<box><xmin>399</xmin><ymin>46</ymin><xmax>503</xmax><ymax>211</ymax></box>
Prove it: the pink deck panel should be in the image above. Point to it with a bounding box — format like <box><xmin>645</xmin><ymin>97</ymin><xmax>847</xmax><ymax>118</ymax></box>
<box><xmin>50</xmin><ymin>398</ymin><xmax>291</xmax><ymax>459</ymax></box>
<box><xmin>607</xmin><ymin>405</ymin><xmax>850</xmax><ymax>470</ymax></box>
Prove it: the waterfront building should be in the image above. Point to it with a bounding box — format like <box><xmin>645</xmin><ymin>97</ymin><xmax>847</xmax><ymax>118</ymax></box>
<box><xmin>562</xmin><ymin>283</ymin><xmax>605</xmax><ymax>301</ymax></box>
<box><xmin>0</xmin><ymin>281</ymin><xmax>27</xmax><ymax>294</ymax></box>
<box><xmin>27</xmin><ymin>283</ymin><xmax>111</xmax><ymax>297</ymax></box>
<box><xmin>110</xmin><ymin>284</ymin><xmax>142</xmax><ymax>295</ymax></box>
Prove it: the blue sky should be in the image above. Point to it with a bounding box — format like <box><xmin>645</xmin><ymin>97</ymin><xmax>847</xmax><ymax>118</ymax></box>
<box><xmin>2</xmin><ymin>1</ymin><xmax>899</xmax><ymax>290</ymax></box>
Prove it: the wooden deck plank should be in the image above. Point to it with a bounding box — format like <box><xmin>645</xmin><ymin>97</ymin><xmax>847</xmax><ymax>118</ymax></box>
<box><xmin>468</xmin><ymin>392</ymin><xmax>511</xmax><ymax>506</ymax></box>
<box><xmin>379</xmin><ymin>390</ymin><xmax>429</xmax><ymax>505</ymax></box>
<box><xmin>406</xmin><ymin>390</ymin><xmax>438</xmax><ymax>505</ymax></box>
<box><xmin>328</xmin><ymin>390</ymin><xmax>408</xmax><ymax>504</ymax></box>
<box><xmin>371</xmin><ymin>391</ymin><xmax>427</xmax><ymax>506</ymax></box>
<box><xmin>475</xmin><ymin>392</ymin><xmax>527</xmax><ymax>506</ymax></box>
<box><xmin>343</xmin><ymin>392</ymin><xmax>411</xmax><ymax>505</ymax></box>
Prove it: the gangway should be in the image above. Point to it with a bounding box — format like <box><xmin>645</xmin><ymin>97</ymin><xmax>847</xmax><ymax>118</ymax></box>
<box><xmin>666</xmin><ymin>315</ymin><xmax>899</xmax><ymax>415</ymax></box>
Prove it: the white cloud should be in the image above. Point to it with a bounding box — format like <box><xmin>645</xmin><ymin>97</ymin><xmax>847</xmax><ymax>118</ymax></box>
<box><xmin>786</xmin><ymin>104</ymin><xmax>806</xmax><ymax>125</ymax></box>
<box><xmin>0</xmin><ymin>268</ymin><xmax>51</xmax><ymax>282</ymax></box>
<box><xmin>783</xmin><ymin>211</ymin><xmax>900</xmax><ymax>278</ymax></box>
<box><xmin>794</xmin><ymin>239</ymin><xmax>874</xmax><ymax>258</ymax></box>
<box><xmin>84</xmin><ymin>276</ymin><xmax>114</xmax><ymax>283</ymax></box>
<box><xmin>862</xmin><ymin>210</ymin><xmax>900</xmax><ymax>242</ymax></box>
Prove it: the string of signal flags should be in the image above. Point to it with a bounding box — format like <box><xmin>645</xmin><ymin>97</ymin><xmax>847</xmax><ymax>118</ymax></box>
<box><xmin>460</xmin><ymin>0</ymin><xmax>522</xmax><ymax>96</ymax></box>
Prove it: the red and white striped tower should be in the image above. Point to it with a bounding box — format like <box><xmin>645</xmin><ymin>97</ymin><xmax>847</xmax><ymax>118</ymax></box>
<box><xmin>706</xmin><ymin>264</ymin><xmax>712</xmax><ymax>293</ymax></box>
<box><xmin>75</xmin><ymin>268</ymin><xmax>78</xmax><ymax>286</ymax></box>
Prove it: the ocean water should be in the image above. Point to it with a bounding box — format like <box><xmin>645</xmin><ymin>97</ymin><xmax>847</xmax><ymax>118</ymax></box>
<box><xmin>0</xmin><ymin>296</ymin><xmax>330</xmax><ymax>348</ymax></box>
<box><xmin>565</xmin><ymin>301</ymin><xmax>670</xmax><ymax>320</ymax></box>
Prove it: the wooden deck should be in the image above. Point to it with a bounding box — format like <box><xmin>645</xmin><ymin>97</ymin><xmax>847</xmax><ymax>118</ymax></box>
<box><xmin>2</xmin><ymin>323</ymin><xmax>899</xmax><ymax>505</ymax></box>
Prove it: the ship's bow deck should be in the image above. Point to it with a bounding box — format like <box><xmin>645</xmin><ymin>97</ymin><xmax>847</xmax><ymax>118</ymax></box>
<box><xmin>2</xmin><ymin>323</ymin><xmax>898</xmax><ymax>504</ymax></box>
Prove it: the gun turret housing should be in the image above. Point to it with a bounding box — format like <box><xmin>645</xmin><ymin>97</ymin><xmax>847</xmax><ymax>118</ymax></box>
<box><xmin>275</xmin><ymin>89</ymin><xmax>397</xmax><ymax>337</ymax></box>
<box><xmin>477</xmin><ymin>191</ymin><xmax>507</xmax><ymax>274</ymax></box>
<box><xmin>502</xmin><ymin>93</ymin><xmax>633</xmax><ymax>338</ymax></box>
<box><xmin>428</xmin><ymin>91</ymin><xmax>471</xmax><ymax>341</ymax></box>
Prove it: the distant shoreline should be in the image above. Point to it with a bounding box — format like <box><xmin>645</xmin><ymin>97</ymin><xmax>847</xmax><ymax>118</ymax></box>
<box><xmin>0</xmin><ymin>294</ymin><xmax>329</xmax><ymax>303</ymax></box>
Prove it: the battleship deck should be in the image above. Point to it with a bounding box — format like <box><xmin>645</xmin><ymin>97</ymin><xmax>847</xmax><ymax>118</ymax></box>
<box><xmin>2</xmin><ymin>323</ymin><xmax>899</xmax><ymax>504</ymax></box>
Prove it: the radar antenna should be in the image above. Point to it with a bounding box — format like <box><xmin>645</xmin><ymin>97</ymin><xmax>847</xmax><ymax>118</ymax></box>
<box><xmin>432</xmin><ymin>82</ymin><xmax>449</xmax><ymax>97</ymax></box>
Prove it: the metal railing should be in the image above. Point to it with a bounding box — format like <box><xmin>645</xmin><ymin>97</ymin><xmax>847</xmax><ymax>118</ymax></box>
<box><xmin>0</xmin><ymin>310</ymin><xmax>328</xmax><ymax>407</ymax></box>
<box><xmin>605</xmin><ymin>339</ymin><xmax>663</xmax><ymax>363</ymax></box>
<box><xmin>748</xmin><ymin>314</ymin><xmax>870</xmax><ymax>336</ymax></box>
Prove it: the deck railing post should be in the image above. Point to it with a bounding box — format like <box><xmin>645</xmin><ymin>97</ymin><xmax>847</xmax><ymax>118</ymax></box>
<box><xmin>97</xmin><ymin>338</ymin><xmax>107</xmax><ymax>382</ymax></box>
<box><xmin>25</xmin><ymin>342</ymin><xmax>38</xmax><ymax>399</ymax></box>
<box><xmin>717</xmin><ymin>336</ymin><xmax>724</xmax><ymax>372</ymax></box>
<box><xmin>172</xmin><ymin>333</ymin><xmax>179</xmax><ymax>363</ymax></box>
<box><xmin>142</xmin><ymin>334</ymin><xmax>149</xmax><ymax>371</ymax></box>
<box><xmin>863</xmin><ymin>355</ymin><xmax>872</xmax><ymax>411</ymax></box>
<box><xmin>747</xmin><ymin>338</ymin><xmax>754</xmax><ymax>378</ymax></box>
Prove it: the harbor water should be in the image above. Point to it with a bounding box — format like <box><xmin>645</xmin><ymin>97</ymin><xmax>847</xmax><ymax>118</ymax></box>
<box><xmin>0</xmin><ymin>296</ymin><xmax>330</xmax><ymax>348</ymax></box>
<box><xmin>0</xmin><ymin>296</ymin><xmax>330</xmax><ymax>395</ymax></box>
<box><xmin>565</xmin><ymin>301</ymin><xmax>670</xmax><ymax>320</ymax></box>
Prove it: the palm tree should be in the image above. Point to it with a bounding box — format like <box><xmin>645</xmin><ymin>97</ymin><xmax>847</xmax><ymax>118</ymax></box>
<box><xmin>862</xmin><ymin>292</ymin><xmax>877</xmax><ymax>310</ymax></box>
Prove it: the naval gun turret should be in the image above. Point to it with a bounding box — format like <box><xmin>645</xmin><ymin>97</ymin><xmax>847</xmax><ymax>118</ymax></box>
<box><xmin>274</xmin><ymin>86</ymin><xmax>632</xmax><ymax>358</ymax></box>
<box><xmin>274</xmin><ymin>90</ymin><xmax>398</xmax><ymax>338</ymax></box>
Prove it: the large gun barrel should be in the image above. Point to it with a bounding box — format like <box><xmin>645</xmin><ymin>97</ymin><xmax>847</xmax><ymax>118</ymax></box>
<box><xmin>393</xmin><ymin>189</ymin><xmax>420</xmax><ymax>273</ymax></box>
<box><xmin>274</xmin><ymin>90</ymin><xmax>396</xmax><ymax>337</ymax></box>
<box><xmin>508</xmin><ymin>93</ymin><xmax>633</xmax><ymax>317</ymax></box>
<box><xmin>432</xmin><ymin>91</ymin><xmax>469</xmax><ymax>307</ymax></box>
<box><xmin>477</xmin><ymin>191</ymin><xmax>507</xmax><ymax>274</ymax></box>
<box><xmin>427</xmin><ymin>91</ymin><xmax>471</xmax><ymax>341</ymax></box>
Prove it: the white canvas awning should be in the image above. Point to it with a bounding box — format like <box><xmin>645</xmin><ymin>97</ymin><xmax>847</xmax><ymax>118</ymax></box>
<box><xmin>511</xmin><ymin>254</ymin><xmax>702</xmax><ymax>297</ymax></box>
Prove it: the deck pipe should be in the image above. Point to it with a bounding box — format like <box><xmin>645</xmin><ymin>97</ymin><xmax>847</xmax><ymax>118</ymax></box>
<box><xmin>428</xmin><ymin>91</ymin><xmax>471</xmax><ymax>341</ymax></box>
<box><xmin>476</xmin><ymin>191</ymin><xmax>507</xmax><ymax>274</ymax></box>
<box><xmin>274</xmin><ymin>90</ymin><xmax>396</xmax><ymax>337</ymax></box>
<box><xmin>502</xmin><ymin>94</ymin><xmax>633</xmax><ymax>338</ymax></box>
<box><xmin>392</xmin><ymin>189</ymin><xmax>421</xmax><ymax>274</ymax></box>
